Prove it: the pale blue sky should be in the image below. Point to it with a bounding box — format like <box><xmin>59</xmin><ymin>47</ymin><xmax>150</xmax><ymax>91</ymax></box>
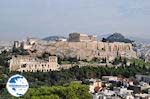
<box><xmin>0</xmin><ymin>0</ymin><xmax>150</xmax><ymax>40</ymax></box>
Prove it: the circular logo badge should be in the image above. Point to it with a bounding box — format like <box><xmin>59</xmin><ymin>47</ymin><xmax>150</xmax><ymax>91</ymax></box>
<box><xmin>6</xmin><ymin>74</ymin><xmax>29</xmax><ymax>97</ymax></box>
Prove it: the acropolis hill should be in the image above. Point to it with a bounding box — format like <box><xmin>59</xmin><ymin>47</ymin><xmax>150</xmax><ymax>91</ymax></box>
<box><xmin>14</xmin><ymin>33</ymin><xmax>137</xmax><ymax>61</ymax></box>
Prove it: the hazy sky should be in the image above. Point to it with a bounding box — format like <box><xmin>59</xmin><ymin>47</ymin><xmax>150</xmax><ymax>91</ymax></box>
<box><xmin>0</xmin><ymin>0</ymin><xmax>150</xmax><ymax>40</ymax></box>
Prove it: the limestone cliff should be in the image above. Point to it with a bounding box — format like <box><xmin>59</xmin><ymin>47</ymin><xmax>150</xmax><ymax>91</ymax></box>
<box><xmin>30</xmin><ymin>41</ymin><xmax>137</xmax><ymax>61</ymax></box>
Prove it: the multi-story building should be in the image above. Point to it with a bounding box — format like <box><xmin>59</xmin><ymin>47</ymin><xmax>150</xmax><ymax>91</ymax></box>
<box><xmin>136</xmin><ymin>75</ymin><xmax>150</xmax><ymax>84</ymax></box>
<box><xmin>9</xmin><ymin>55</ymin><xmax>60</xmax><ymax>72</ymax></box>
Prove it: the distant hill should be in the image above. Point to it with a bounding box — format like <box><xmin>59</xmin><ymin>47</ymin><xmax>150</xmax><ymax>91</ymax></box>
<box><xmin>102</xmin><ymin>33</ymin><xmax>134</xmax><ymax>43</ymax></box>
<box><xmin>43</xmin><ymin>36</ymin><xmax>67</xmax><ymax>41</ymax></box>
<box><xmin>97</xmin><ymin>34</ymin><xmax>111</xmax><ymax>40</ymax></box>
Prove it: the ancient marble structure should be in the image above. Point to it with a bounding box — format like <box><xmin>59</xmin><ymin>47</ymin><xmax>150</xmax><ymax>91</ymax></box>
<box><xmin>68</xmin><ymin>33</ymin><xmax>97</xmax><ymax>42</ymax></box>
<box><xmin>9</xmin><ymin>55</ymin><xmax>59</xmax><ymax>72</ymax></box>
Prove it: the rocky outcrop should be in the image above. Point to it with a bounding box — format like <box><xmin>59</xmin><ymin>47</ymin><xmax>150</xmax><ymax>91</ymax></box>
<box><xmin>30</xmin><ymin>41</ymin><xmax>137</xmax><ymax>61</ymax></box>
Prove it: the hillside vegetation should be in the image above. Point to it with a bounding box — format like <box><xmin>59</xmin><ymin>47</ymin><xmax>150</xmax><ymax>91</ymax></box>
<box><xmin>102</xmin><ymin>33</ymin><xmax>134</xmax><ymax>43</ymax></box>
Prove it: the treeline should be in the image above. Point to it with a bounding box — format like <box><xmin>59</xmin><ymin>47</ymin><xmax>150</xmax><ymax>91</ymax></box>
<box><xmin>0</xmin><ymin>82</ymin><xmax>91</xmax><ymax>99</ymax></box>
<box><xmin>3</xmin><ymin>59</ymin><xmax>149</xmax><ymax>88</ymax></box>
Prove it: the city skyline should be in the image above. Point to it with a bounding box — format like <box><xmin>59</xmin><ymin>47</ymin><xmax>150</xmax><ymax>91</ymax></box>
<box><xmin>0</xmin><ymin>0</ymin><xmax>150</xmax><ymax>40</ymax></box>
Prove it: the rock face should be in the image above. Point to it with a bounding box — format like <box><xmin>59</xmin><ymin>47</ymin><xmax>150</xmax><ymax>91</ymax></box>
<box><xmin>30</xmin><ymin>41</ymin><xmax>137</xmax><ymax>61</ymax></box>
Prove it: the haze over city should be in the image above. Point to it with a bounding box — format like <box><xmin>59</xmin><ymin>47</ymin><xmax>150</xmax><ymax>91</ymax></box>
<box><xmin>0</xmin><ymin>0</ymin><xmax>150</xmax><ymax>40</ymax></box>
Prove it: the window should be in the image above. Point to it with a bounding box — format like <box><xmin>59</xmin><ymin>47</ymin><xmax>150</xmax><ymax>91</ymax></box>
<box><xmin>21</xmin><ymin>64</ymin><xmax>27</xmax><ymax>68</ymax></box>
<box><xmin>102</xmin><ymin>48</ymin><xmax>105</xmax><ymax>51</ymax></box>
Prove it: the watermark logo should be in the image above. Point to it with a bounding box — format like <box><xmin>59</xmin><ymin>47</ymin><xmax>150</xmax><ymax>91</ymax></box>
<box><xmin>6</xmin><ymin>74</ymin><xmax>29</xmax><ymax>97</ymax></box>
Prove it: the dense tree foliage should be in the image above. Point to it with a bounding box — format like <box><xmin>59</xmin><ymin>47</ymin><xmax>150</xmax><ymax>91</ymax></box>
<box><xmin>0</xmin><ymin>82</ymin><xmax>92</xmax><ymax>99</ymax></box>
<box><xmin>12</xmin><ymin>48</ymin><xmax>29</xmax><ymax>55</ymax></box>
